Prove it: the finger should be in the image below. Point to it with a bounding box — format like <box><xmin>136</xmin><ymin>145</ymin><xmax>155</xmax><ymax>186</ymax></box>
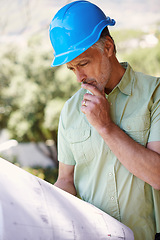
<box><xmin>83</xmin><ymin>93</ymin><xmax>95</xmax><ymax>101</ymax></box>
<box><xmin>81</xmin><ymin>83</ymin><xmax>104</xmax><ymax>96</ymax></box>
<box><xmin>82</xmin><ymin>99</ymin><xmax>87</xmax><ymax>107</ymax></box>
<box><xmin>81</xmin><ymin>104</ymin><xmax>87</xmax><ymax>114</ymax></box>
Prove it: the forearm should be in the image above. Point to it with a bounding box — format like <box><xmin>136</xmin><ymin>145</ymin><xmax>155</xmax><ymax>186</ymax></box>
<box><xmin>54</xmin><ymin>178</ymin><xmax>77</xmax><ymax>196</ymax></box>
<box><xmin>99</xmin><ymin>122</ymin><xmax>160</xmax><ymax>189</ymax></box>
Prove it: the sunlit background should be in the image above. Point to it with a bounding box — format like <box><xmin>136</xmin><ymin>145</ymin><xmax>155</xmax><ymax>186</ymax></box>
<box><xmin>0</xmin><ymin>0</ymin><xmax>160</xmax><ymax>183</ymax></box>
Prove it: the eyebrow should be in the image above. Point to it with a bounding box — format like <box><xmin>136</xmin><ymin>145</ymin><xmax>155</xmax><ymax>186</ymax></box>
<box><xmin>67</xmin><ymin>65</ymin><xmax>73</xmax><ymax>70</ymax></box>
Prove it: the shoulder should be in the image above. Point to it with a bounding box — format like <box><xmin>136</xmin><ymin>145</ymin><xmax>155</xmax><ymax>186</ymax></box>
<box><xmin>60</xmin><ymin>88</ymin><xmax>87</xmax><ymax>126</ymax></box>
<box><xmin>68</xmin><ymin>88</ymin><xmax>86</xmax><ymax>105</ymax></box>
<box><xmin>127</xmin><ymin>66</ymin><xmax>160</xmax><ymax>102</ymax></box>
<box><xmin>134</xmin><ymin>70</ymin><xmax>160</xmax><ymax>92</ymax></box>
<box><xmin>63</xmin><ymin>88</ymin><xmax>86</xmax><ymax>112</ymax></box>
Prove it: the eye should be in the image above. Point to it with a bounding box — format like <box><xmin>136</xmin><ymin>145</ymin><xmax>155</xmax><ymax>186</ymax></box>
<box><xmin>79</xmin><ymin>61</ymin><xmax>88</xmax><ymax>67</ymax></box>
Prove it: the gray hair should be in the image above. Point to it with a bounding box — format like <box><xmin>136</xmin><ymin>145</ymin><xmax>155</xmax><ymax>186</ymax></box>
<box><xmin>92</xmin><ymin>26</ymin><xmax>116</xmax><ymax>54</ymax></box>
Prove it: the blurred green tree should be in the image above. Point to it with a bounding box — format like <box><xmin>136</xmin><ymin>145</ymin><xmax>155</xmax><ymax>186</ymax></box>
<box><xmin>0</xmin><ymin>35</ymin><xmax>79</xmax><ymax>164</ymax></box>
<box><xmin>111</xmin><ymin>27</ymin><xmax>160</xmax><ymax>76</ymax></box>
<box><xmin>121</xmin><ymin>42</ymin><xmax>160</xmax><ymax>76</ymax></box>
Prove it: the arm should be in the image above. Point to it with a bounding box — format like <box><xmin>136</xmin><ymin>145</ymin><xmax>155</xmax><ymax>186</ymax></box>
<box><xmin>81</xmin><ymin>83</ymin><xmax>160</xmax><ymax>190</ymax></box>
<box><xmin>100</xmin><ymin>123</ymin><xmax>160</xmax><ymax>190</ymax></box>
<box><xmin>54</xmin><ymin>162</ymin><xmax>77</xmax><ymax>196</ymax></box>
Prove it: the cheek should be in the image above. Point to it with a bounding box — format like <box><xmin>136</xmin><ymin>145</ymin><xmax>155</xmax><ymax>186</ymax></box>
<box><xmin>101</xmin><ymin>58</ymin><xmax>111</xmax><ymax>76</ymax></box>
<box><xmin>86</xmin><ymin>66</ymin><xmax>99</xmax><ymax>80</ymax></box>
<box><xmin>87</xmin><ymin>56</ymin><xmax>111</xmax><ymax>81</ymax></box>
<box><xmin>93</xmin><ymin>62</ymin><xmax>104</xmax><ymax>79</ymax></box>
<box><xmin>98</xmin><ymin>61</ymin><xmax>112</xmax><ymax>86</ymax></box>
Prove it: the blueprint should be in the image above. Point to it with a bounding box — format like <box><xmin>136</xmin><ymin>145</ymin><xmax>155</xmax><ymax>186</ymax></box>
<box><xmin>0</xmin><ymin>158</ymin><xmax>134</xmax><ymax>240</ymax></box>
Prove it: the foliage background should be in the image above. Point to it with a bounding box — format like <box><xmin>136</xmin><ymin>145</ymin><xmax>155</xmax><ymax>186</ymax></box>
<box><xmin>0</xmin><ymin>0</ymin><xmax>160</xmax><ymax>184</ymax></box>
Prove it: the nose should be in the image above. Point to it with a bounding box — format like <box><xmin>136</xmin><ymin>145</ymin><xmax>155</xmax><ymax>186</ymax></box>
<box><xmin>75</xmin><ymin>69</ymin><xmax>87</xmax><ymax>83</ymax></box>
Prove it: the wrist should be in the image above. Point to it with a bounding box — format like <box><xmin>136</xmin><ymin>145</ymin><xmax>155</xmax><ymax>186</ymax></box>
<box><xmin>98</xmin><ymin>121</ymin><xmax>116</xmax><ymax>139</ymax></box>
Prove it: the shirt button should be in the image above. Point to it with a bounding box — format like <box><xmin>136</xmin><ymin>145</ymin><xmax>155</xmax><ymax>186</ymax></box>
<box><xmin>109</xmin><ymin>172</ymin><xmax>112</xmax><ymax>177</ymax></box>
<box><xmin>127</xmin><ymin>125</ymin><xmax>131</xmax><ymax>130</ymax></box>
<box><xmin>111</xmin><ymin>197</ymin><xmax>115</xmax><ymax>201</ymax></box>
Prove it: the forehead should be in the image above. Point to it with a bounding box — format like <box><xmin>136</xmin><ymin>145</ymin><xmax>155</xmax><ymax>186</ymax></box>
<box><xmin>66</xmin><ymin>47</ymin><xmax>100</xmax><ymax>67</ymax></box>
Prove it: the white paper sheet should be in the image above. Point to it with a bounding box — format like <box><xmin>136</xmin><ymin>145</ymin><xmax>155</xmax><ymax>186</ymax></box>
<box><xmin>0</xmin><ymin>158</ymin><xmax>134</xmax><ymax>239</ymax></box>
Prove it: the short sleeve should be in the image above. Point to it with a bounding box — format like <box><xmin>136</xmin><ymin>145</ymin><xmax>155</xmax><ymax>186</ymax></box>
<box><xmin>57</xmin><ymin>104</ymin><xmax>76</xmax><ymax>165</ymax></box>
<box><xmin>148</xmin><ymin>78</ymin><xmax>160</xmax><ymax>142</ymax></box>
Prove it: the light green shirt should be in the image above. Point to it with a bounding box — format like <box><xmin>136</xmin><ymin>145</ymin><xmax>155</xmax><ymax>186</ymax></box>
<box><xmin>58</xmin><ymin>63</ymin><xmax>160</xmax><ymax>240</ymax></box>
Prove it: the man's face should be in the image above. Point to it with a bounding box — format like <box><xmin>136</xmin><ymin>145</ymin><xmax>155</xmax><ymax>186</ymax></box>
<box><xmin>66</xmin><ymin>46</ymin><xmax>112</xmax><ymax>93</ymax></box>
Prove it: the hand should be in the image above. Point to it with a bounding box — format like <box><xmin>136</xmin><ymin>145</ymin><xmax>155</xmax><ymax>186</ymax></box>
<box><xmin>81</xmin><ymin>83</ymin><xmax>112</xmax><ymax>134</ymax></box>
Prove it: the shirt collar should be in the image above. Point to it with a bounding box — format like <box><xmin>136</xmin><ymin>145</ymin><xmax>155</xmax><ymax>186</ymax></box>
<box><xmin>117</xmin><ymin>62</ymin><xmax>134</xmax><ymax>96</ymax></box>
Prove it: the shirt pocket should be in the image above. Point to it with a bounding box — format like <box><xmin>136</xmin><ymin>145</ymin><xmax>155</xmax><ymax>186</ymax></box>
<box><xmin>66</xmin><ymin>128</ymin><xmax>94</xmax><ymax>164</ymax></box>
<box><xmin>121</xmin><ymin>114</ymin><xmax>150</xmax><ymax>146</ymax></box>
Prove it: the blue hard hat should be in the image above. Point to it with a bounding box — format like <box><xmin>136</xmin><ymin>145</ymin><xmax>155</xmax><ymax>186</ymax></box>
<box><xmin>49</xmin><ymin>1</ymin><xmax>116</xmax><ymax>67</ymax></box>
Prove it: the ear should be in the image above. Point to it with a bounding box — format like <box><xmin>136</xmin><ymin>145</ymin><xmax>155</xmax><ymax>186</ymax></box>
<box><xmin>104</xmin><ymin>36</ymin><xmax>115</xmax><ymax>57</ymax></box>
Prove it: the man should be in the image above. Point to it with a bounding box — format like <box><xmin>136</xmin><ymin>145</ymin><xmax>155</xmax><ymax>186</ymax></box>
<box><xmin>49</xmin><ymin>1</ymin><xmax>160</xmax><ymax>239</ymax></box>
